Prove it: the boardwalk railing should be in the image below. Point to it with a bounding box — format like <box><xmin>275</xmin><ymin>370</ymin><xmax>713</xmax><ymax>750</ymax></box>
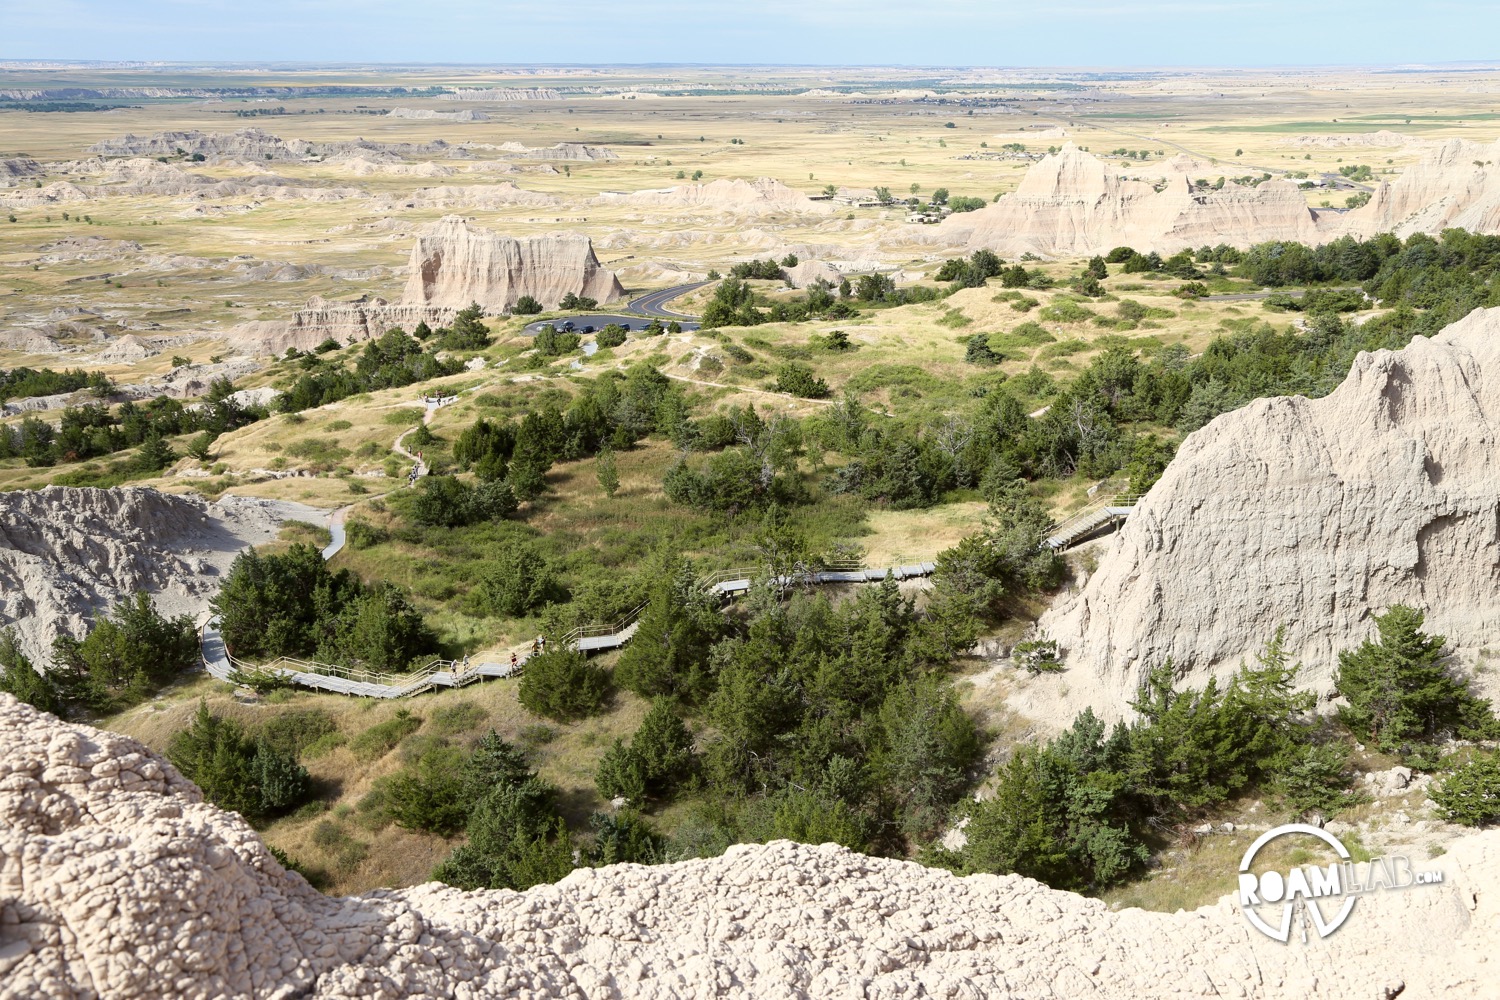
<box><xmin>203</xmin><ymin>561</ymin><xmax>939</xmax><ymax>700</ymax></box>
<box><xmin>1044</xmin><ymin>494</ymin><xmax>1141</xmax><ymax>552</ymax></box>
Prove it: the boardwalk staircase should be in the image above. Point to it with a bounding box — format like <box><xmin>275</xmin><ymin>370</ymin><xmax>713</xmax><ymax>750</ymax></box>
<box><xmin>1044</xmin><ymin>494</ymin><xmax>1140</xmax><ymax>552</ymax></box>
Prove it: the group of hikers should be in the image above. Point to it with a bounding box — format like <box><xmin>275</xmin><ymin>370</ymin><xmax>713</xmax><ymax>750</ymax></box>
<box><xmin>452</xmin><ymin>635</ymin><xmax>546</xmax><ymax>679</ymax></box>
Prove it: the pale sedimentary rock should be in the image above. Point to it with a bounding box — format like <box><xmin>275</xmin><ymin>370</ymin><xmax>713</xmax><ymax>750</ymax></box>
<box><xmin>3</xmin><ymin>693</ymin><xmax>1500</xmax><ymax>999</ymax></box>
<box><xmin>938</xmin><ymin>144</ymin><xmax>1322</xmax><ymax>257</ymax></box>
<box><xmin>0</xmin><ymin>486</ymin><xmax>321</xmax><ymax>663</ymax></box>
<box><xmin>400</xmin><ymin>215</ymin><xmax>624</xmax><ymax>311</ymax></box>
<box><xmin>1032</xmin><ymin>307</ymin><xmax>1500</xmax><ymax>727</ymax></box>
<box><xmin>1341</xmin><ymin>136</ymin><xmax>1500</xmax><ymax>237</ymax></box>
<box><xmin>227</xmin><ymin>296</ymin><xmax>443</xmax><ymax>354</ymax></box>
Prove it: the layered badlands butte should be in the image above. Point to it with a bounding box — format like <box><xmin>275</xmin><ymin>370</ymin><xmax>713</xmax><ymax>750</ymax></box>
<box><xmin>940</xmin><ymin>138</ymin><xmax>1500</xmax><ymax>258</ymax></box>
<box><xmin>401</xmin><ymin>215</ymin><xmax>624</xmax><ymax>311</ymax></box>
<box><xmin>1030</xmin><ymin>307</ymin><xmax>1500</xmax><ymax>726</ymax></box>
<box><xmin>4</xmin><ymin>693</ymin><xmax>1499</xmax><ymax>1000</ymax></box>
<box><xmin>228</xmin><ymin>216</ymin><xmax>623</xmax><ymax>352</ymax></box>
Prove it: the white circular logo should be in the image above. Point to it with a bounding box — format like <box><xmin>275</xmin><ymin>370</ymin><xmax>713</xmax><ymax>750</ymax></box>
<box><xmin>1237</xmin><ymin>823</ymin><xmax>1356</xmax><ymax>942</ymax></box>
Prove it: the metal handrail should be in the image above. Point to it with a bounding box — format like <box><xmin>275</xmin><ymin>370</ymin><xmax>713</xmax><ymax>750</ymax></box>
<box><xmin>1045</xmin><ymin>493</ymin><xmax>1142</xmax><ymax>549</ymax></box>
<box><xmin>214</xmin><ymin>558</ymin><xmax>942</xmax><ymax>697</ymax></box>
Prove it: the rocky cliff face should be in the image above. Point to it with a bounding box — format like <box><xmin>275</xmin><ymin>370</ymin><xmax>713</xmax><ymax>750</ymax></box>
<box><xmin>228</xmin><ymin>296</ymin><xmax>444</xmax><ymax>354</ymax></box>
<box><xmin>3</xmin><ymin>693</ymin><xmax>1499</xmax><ymax>999</ymax></box>
<box><xmin>938</xmin><ymin>144</ymin><xmax>1322</xmax><ymax>257</ymax></box>
<box><xmin>400</xmin><ymin>215</ymin><xmax>624</xmax><ymax>311</ymax></box>
<box><xmin>1342</xmin><ymin>137</ymin><xmax>1500</xmax><ymax>237</ymax></box>
<box><xmin>1032</xmin><ymin>307</ymin><xmax>1500</xmax><ymax>727</ymax></box>
<box><xmin>0</xmin><ymin>487</ymin><xmax>319</xmax><ymax>662</ymax></box>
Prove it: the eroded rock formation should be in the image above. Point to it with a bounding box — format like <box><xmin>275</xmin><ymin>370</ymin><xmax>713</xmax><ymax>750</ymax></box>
<box><xmin>3</xmin><ymin>693</ymin><xmax>1499</xmax><ymax>999</ymax></box>
<box><xmin>400</xmin><ymin>215</ymin><xmax>624</xmax><ymax>311</ymax></box>
<box><xmin>228</xmin><ymin>296</ymin><xmax>443</xmax><ymax>354</ymax></box>
<box><xmin>1033</xmin><ymin>307</ymin><xmax>1500</xmax><ymax>727</ymax></box>
<box><xmin>938</xmin><ymin>144</ymin><xmax>1321</xmax><ymax>257</ymax></box>
<box><xmin>1342</xmin><ymin>137</ymin><xmax>1500</xmax><ymax>237</ymax></box>
<box><xmin>940</xmin><ymin>137</ymin><xmax>1500</xmax><ymax>258</ymax></box>
<box><xmin>594</xmin><ymin>177</ymin><xmax>832</xmax><ymax>216</ymax></box>
<box><xmin>86</xmin><ymin>128</ymin><xmax>465</xmax><ymax>164</ymax></box>
<box><xmin>0</xmin><ymin>487</ymin><xmax>321</xmax><ymax>662</ymax></box>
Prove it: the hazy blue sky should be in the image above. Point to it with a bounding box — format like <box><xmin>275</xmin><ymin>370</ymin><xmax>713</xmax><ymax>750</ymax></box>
<box><xmin>2</xmin><ymin>0</ymin><xmax>1495</xmax><ymax>67</ymax></box>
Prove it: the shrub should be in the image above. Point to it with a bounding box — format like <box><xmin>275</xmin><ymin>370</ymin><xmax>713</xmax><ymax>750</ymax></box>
<box><xmin>344</xmin><ymin>519</ymin><xmax>388</xmax><ymax>550</ymax></box>
<box><xmin>431</xmin><ymin>699</ymin><xmax>489</xmax><ymax>736</ymax></box>
<box><xmin>595</xmin><ymin>324</ymin><xmax>627</xmax><ymax>349</ymax></box>
<box><xmin>259</xmin><ymin>709</ymin><xmax>338</xmax><ymax>757</ymax></box>
<box><xmin>409</xmin><ymin>476</ymin><xmax>517</xmax><ymax>528</ymax></box>
<box><xmin>513</xmin><ymin>295</ymin><xmax>543</xmax><ymax>315</ymax></box>
<box><xmin>964</xmin><ymin>334</ymin><xmax>1003</xmax><ymax>366</ymax></box>
<box><xmin>774</xmin><ymin>362</ymin><xmax>831</xmax><ymax>399</ymax></box>
<box><xmin>1433</xmin><ymin>754</ymin><xmax>1500</xmax><ymax>826</ymax></box>
<box><xmin>381</xmin><ymin>740</ymin><xmax>469</xmax><ymax>836</ymax></box>
<box><xmin>1038</xmin><ymin>299</ymin><xmax>1095</xmax><ymax>324</ymax></box>
<box><xmin>475</xmin><ymin>542</ymin><xmax>561</xmax><ymax>617</ymax></box>
<box><xmin>518</xmin><ymin>649</ymin><xmax>612</xmax><ymax>721</ymax></box>
<box><xmin>168</xmin><ymin>702</ymin><xmax>312</xmax><ymax>818</ymax></box>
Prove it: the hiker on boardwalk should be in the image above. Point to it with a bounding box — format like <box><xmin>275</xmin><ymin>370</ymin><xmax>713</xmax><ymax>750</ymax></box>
<box><xmin>510</xmin><ymin>651</ymin><xmax>519</xmax><ymax>671</ymax></box>
<box><xmin>538</xmin><ymin>634</ymin><xmax>547</xmax><ymax>653</ymax></box>
<box><xmin>461</xmin><ymin>654</ymin><xmax>470</xmax><ymax>676</ymax></box>
<box><xmin>531</xmin><ymin>637</ymin><xmax>541</xmax><ymax>655</ymax></box>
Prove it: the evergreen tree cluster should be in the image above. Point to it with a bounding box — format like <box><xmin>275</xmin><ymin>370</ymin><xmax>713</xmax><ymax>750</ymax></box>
<box><xmin>0</xmin><ymin>366</ymin><xmax>112</xmax><ymax>405</ymax></box>
<box><xmin>934</xmin><ymin>635</ymin><xmax>1347</xmax><ymax>890</ymax></box>
<box><xmin>429</xmin><ymin>731</ymin><xmax>661</xmax><ymax>890</ymax></box>
<box><xmin>211</xmin><ymin>543</ymin><xmax>437</xmax><ymax>671</ymax></box>
<box><xmin>449</xmin><ymin>364</ymin><xmax>690</xmax><ymax>502</ymax></box>
<box><xmin>168</xmin><ymin>701</ymin><xmax>313</xmax><ymax>819</ymax></box>
<box><xmin>0</xmin><ymin>593</ymin><xmax>197</xmax><ymax>713</ymax></box>
<box><xmin>0</xmin><ymin>380</ymin><xmax>261</xmax><ymax>469</ymax></box>
<box><xmin>277</xmin><ymin>328</ymin><xmax>462</xmax><ymax>413</ymax></box>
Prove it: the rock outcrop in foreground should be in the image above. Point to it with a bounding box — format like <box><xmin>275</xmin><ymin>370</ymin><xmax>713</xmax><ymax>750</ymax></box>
<box><xmin>0</xmin><ymin>487</ymin><xmax>321</xmax><ymax>662</ymax></box>
<box><xmin>4</xmin><ymin>693</ymin><xmax>1500</xmax><ymax>999</ymax></box>
<box><xmin>1035</xmin><ymin>307</ymin><xmax>1500</xmax><ymax>726</ymax></box>
<box><xmin>400</xmin><ymin>216</ymin><xmax>624</xmax><ymax>311</ymax></box>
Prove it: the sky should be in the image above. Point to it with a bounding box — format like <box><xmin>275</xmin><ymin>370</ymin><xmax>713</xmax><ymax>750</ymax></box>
<box><xmin>1</xmin><ymin>0</ymin><xmax>1497</xmax><ymax>68</ymax></box>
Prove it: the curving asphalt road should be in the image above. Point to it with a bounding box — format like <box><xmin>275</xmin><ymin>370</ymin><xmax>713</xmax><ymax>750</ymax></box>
<box><xmin>520</xmin><ymin>282</ymin><xmax>706</xmax><ymax>336</ymax></box>
<box><xmin>626</xmin><ymin>281</ymin><xmax>709</xmax><ymax>319</ymax></box>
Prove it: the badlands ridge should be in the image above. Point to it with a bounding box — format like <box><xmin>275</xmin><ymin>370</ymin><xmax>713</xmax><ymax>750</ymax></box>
<box><xmin>228</xmin><ymin>216</ymin><xmax>625</xmax><ymax>353</ymax></box>
<box><xmin>1032</xmin><ymin>306</ymin><xmax>1500</xmax><ymax>725</ymax></box>
<box><xmin>940</xmin><ymin>137</ymin><xmax>1500</xmax><ymax>257</ymax></box>
<box><xmin>3</xmin><ymin>693</ymin><xmax>1499</xmax><ymax>1000</ymax></box>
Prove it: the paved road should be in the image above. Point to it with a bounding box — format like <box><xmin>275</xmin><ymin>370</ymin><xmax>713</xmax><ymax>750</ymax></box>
<box><xmin>520</xmin><ymin>283</ymin><xmax>706</xmax><ymax>336</ymax></box>
<box><xmin>627</xmin><ymin>281</ymin><xmax>709</xmax><ymax>318</ymax></box>
<box><xmin>521</xmin><ymin>313</ymin><xmax>700</xmax><ymax>336</ymax></box>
